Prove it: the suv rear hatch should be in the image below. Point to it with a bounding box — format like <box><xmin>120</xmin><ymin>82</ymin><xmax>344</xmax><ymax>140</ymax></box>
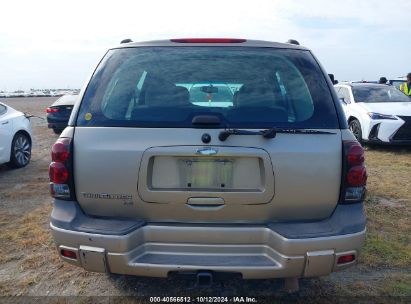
<box><xmin>71</xmin><ymin>43</ymin><xmax>342</xmax><ymax>223</ymax></box>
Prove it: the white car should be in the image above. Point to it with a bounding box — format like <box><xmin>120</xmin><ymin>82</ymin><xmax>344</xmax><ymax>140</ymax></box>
<box><xmin>0</xmin><ymin>102</ymin><xmax>32</xmax><ymax>168</ymax></box>
<box><xmin>334</xmin><ymin>83</ymin><xmax>411</xmax><ymax>144</ymax></box>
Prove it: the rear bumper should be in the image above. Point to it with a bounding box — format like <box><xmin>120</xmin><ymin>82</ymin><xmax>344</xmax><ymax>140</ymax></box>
<box><xmin>47</xmin><ymin>122</ymin><xmax>68</xmax><ymax>129</ymax></box>
<box><xmin>50</xmin><ymin>200</ymin><xmax>366</xmax><ymax>279</ymax></box>
<box><xmin>46</xmin><ymin>116</ymin><xmax>69</xmax><ymax>129</ymax></box>
<box><xmin>365</xmin><ymin>118</ymin><xmax>411</xmax><ymax>145</ymax></box>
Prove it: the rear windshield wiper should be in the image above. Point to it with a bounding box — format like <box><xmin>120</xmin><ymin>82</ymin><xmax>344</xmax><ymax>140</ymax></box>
<box><xmin>218</xmin><ymin>128</ymin><xmax>336</xmax><ymax>141</ymax></box>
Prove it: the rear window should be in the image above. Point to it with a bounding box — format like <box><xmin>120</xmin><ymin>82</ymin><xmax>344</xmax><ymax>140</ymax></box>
<box><xmin>77</xmin><ymin>47</ymin><xmax>338</xmax><ymax>129</ymax></box>
<box><xmin>352</xmin><ymin>85</ymin><xmax>411</xmax><ymax>103</ymax></box>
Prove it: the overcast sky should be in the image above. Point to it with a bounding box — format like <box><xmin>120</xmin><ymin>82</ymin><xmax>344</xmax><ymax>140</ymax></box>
<box><xmin>0</xmin><ymin>0</ymin><xmax>410</xmax><ymax>91</ymax></box>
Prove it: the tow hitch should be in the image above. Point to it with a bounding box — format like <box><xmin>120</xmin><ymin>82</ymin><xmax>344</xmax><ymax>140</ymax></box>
<box><xmin>196</xmin><ymin>271</ymin><xmax>213</xmax><ymax>287</ymax></box>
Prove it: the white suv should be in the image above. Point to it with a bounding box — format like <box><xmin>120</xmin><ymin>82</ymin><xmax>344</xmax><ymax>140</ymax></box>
<box><xmin>335</xmin><ymin>83</ymin><xmax>411</xmax><ymax>144</ymax></box>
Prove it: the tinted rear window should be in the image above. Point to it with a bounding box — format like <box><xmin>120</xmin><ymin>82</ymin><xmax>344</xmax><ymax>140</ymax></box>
<box><xmin>77</xmin><ymin>47</ymin><xmax>338</xmax><ymax>129</ymax></box>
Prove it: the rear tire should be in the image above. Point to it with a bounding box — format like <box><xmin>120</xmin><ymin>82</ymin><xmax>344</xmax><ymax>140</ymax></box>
<box><xmin>9</xmin><ymin>132</ymin><xmax>31</xmax><ymax>168</ymax></box>
<box><xmin>349</xmin><ymin>119</ymin><xmax>362</xmax><ymax>143</ymax></box>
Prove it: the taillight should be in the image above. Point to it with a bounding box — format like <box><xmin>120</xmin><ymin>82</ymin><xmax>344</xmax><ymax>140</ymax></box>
<box><xmin>51</xmin><ymin>138</ymin><xmax>70</xmax><ymax>162</ymax></box>
<box><xmin>170</xmin><ymin>38</ymin><xmax>246</xmax><ymax>43</ymax></box>
<box><xmin>46</xmin><ymin>107</ymin><xmax>59</xmax><ymax>113</ymax></box>
<box><xmin>347</xmin><ymin>144</ymin><xmax>365</xmax><ymax>166</ymax></box>
<box><xmin>337</xmin><ymin>254</ymin><xmax>355</xmax><ymax>264</ymax></box>
<box><xmin>347</xmin><ymin>166</ymin><xmax>367</xmax><ymax>186</ymax></box>
<box><xmin>49</xmin><ymin>137</ymin><xmax>73</xmax><ymax>200</ymax></box>
<box><xmin>61</xmin><ymin>249</ymin><xmax>77</xmax><ymax>260</ymax></box>
<box><xmin>49</xmin><ymin>162</ymin><xmax>69</xmax><ymax>183</ymax></box>
<box><xmin>340</xmin><ymin>141</ymin><xmax>367</xmax><ymax>203</ymax></box>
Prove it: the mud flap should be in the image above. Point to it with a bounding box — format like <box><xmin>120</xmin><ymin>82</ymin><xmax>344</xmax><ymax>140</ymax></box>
<box><xmin>79</xmin><ymin>245</ymin><xmax>107</xmax><ymax>273</ymax></box>
<box><xmin>303</xmin><ymin>250</ymin><xmax>334</xmax><ymax>277</ymax></box>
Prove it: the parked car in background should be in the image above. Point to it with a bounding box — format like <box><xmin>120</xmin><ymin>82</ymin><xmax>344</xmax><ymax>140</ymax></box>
<box><xmin>46</xmin><ymin>94</ymin><xmax>77</xmax><ymax>134</ymax></box>
<box><xmin>49</xmin><ymin>38</ymin><xmax>366</xmax><ymax>290</ymax></box>
<box><xmin>335</xmin><ymin>83</ymin><xmax>411</xmax><ymax>144</ymax></box>
<box><xmin>0</xmin><ymin>102</ymin><xmax>32</xmax><ymax>168</ymax></box>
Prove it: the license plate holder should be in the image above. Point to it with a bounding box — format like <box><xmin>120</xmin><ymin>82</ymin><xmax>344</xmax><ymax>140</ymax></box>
<box><xmin>179</xmin><ymin>158</ymin><xmax>233</xmax><ymax>189</ymax></box>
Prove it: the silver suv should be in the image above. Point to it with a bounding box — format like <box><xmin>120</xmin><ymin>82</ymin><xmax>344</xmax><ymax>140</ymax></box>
<box><xmin>49</xmin><ymin>38</ymin><xmax>367</xmax><ymax>289</ymax></box>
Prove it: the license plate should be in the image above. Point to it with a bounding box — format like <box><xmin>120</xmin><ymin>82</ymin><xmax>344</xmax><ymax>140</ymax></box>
<box><xmin>180</xmin><ymin>158</ymin><xmax>233</xmax><ymax>189</ymax></box>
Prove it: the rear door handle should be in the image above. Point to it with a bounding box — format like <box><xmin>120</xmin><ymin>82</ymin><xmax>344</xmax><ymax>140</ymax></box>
<box><xmin>1</xmin><ymin>121</ymin><xmax>9</xmax><ymax>125</ymax></box>
<box><xmin>187</xmin><ymin>197</ymin><xmax>225</xmax><ymax>207</ymax></box>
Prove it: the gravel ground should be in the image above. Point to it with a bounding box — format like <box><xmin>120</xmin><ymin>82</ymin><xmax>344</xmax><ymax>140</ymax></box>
<box><xmin>0</xmin><ymin>97</ymin><xmax>410</xmax><ymax>302</ymax></box>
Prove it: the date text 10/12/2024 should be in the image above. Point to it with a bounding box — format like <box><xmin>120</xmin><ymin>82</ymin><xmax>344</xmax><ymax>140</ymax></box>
<box><xmin>149</xmin><ymin>297</ymin><xmax>258</xmax><ymax>303</ymax></box>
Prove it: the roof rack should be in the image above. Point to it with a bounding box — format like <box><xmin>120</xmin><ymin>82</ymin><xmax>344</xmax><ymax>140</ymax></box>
<box><xmin>120</xmin><ymin>39</ymin><xmax>133</xmax><ymax>44</ymax></box>
<box><xmin>286</xmin><ymin>39</ymin><xmax>300</xmax><ymax>45</ymax></box>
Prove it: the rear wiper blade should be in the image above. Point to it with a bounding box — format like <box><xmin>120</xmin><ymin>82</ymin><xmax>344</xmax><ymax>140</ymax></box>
<box><xmin>218</xmin><ymin>129</ymin><xmax>269</xmax><ymax>141</ymax></box>
<box><xmin>218</xmin><ymin>128</ymin><xmax>336</xmax><ymax>141</ymax></box>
